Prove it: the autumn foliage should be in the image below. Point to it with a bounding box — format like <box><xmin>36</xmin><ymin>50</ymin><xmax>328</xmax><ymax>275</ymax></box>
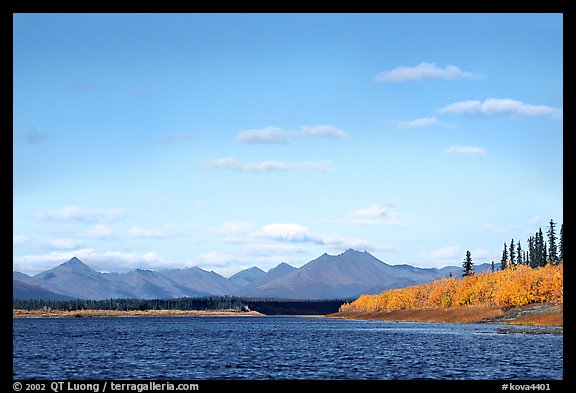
<box><xmin>340</xmin><ymin>263</ymin><xmax>563</xmax><ymax>313</ymax></box>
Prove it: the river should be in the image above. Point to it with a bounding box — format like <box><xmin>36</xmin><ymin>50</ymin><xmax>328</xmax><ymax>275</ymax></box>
<box><xmin>13</xmin><ymin>316</ymin><xmax>562</xmax><ymax>380</ymax></box>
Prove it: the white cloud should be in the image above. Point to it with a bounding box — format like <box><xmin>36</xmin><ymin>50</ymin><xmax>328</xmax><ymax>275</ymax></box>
<box><xmin>13</xmin><ymin>249</ymin><xmax>178</xmax><ymax>274</ymax></box>
<box><xmin>351</xmin><ymin>204</ymin><xmax>388</xmax><ymax>219</ymax></box>
<box><xmin>321</xmin><ymin>236</ymin><xmax>396</xmax><ymax>254</ymax></box>
<box><xmin>200</xmin><ymin>156</ymin><xmax>330</xmax><ymax>173</ymax></box>
<box><xmin>470</xmin><ymin>248</ymin><xmax>495</xmax><ymax>262</ymax></box>
<box><xmin>259</xmin><ymin>223</ymin><xmax>323</xmax><ymax>244</ymax></box>
<box><xmin>200</xmin><ymin>156</ymin><xmax>240</xmax><ymax>170</ymax></box>
<box><xmin>194</xmin><ymin>252</ymin><xmax>236</xmax><ymax>268</ymax></box>
<box><xmin>243</xmin><ymin>160</ymin><xmax>330</xmax><ymax>173</ymax></box>
<box><xmin>426</xmin><ymin>245</ymin><xmax>461</xmax><ymax>261</ymax></box>
<box><xmin>37</xmin><ymin>205</ymin><xmax>125</xmax><ymax>224</ymax></box>
<box><xmin>419</xmin><ymin>247</ymin><xmax>494</xmax><ymax>269</ymax></box>
<box><xmin>236</xmin><ymin>124</ymin><xmax>348</xmax><ymax>144</ymax></box>
<box><xmin>376</xmin><ymin>62</ymin><xmax>478</xmax><ymax>83</ymax></box>
<box><xmin>46</xmin><ymin>238</ymin><xmax>84</xmax><ymax>250</ymax></box>
<box><xmin>443</xmin><ymin>145</ymin><xmax>486</xmax><ymax>156</ymax></box>
<box><xmin>193</xmin><ymin>252</ymin><xmax>262</xmax><ymax>276</ymax></box>
<box><xmin>236</xmin><ymin>126</ymin><xmax>290</xmax><ymax>144</ymax></box>
<box><xmin>127</xmin><ymin>224</ymin><xmax>174</xmax><ymax>239</ymax></box>
<box><xmin>392</xmin><ymin>116</ymin><xmax>448</xmax><ymax>129</ymax></box>
<box><xmin>298</xmin><ymin>125</ymin><xmax>347</xmax><ymax>138</ymax></box>
<box><xmin>317</xmin><ymin>202</ymin><xmax>409</xmax><ymax>226</ymax></box>
<box><xmin>245</xmin><ymin>242</ymin><xmax>309</xmax><ymax>256</ymax></box>
<box><xmin>214</xmin><ymin>221</ymin><xmax>255</xmax><ymax>235</ymax></box>
<box><xmin>208</xmin><ymin>221</ymin><xmax>394</xmax><ymax>268</ymax></box>
<box><xmin>86</xmin><ymin>224</ymin><xmax>116</xmax><ymax>240</ymax></box>
<box><xmin>15</xmin><ymin>248</ymin><xmax>97</xmax><ymax>274</ymax></box>
<box><xmin>94</xmin><ymin>251</ymin><xmax>174</xmax><ymax>272</ymax></box>
<box><xmin>438</xmin><ymin>98</ymin><xmax>562</xmax><ymax>119</ymax></box>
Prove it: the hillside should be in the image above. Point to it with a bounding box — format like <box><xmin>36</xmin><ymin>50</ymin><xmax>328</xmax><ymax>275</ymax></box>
<box><xmin>13</xmin><ymin>250</ymin><xmax>491</xmax><ymax>300</ymax></box>
<box><xmin>339</xmin><ymin>263</ymin><xmax>563</xmax><ymax>313</ymax></box>
<box><xmin>239</xmin><ymin>249</ymin><xmax>487</xmax><ymax>299</ymax></box>
<box><xmin>229</xmin><ymin>266</ymin><xmax>266</xmax><ymax>287</ymax></box>
<box><xmin>232</xmin><ymin>262</ymin><xmax>296</xmax><ymax>296</ymax></box>
<box><xmin>13</xmin><ymin>280</ymin><xmax>74</xmax><ymax>301</ymax></box>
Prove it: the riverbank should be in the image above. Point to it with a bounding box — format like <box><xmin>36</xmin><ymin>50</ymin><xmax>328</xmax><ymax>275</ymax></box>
<box><xmin>13</xmin><ymin>308</ymin><xmax>264</xmax><ymax>318</ymax></box>
<box><xmin>328</xmin><ymin>303</ymin><xmax>562</xmax><ymax>327</ymax></box>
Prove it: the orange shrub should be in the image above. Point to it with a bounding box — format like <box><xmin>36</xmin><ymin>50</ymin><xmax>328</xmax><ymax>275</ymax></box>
<box><xmin>427</xmin><ymin>277</ymin><xmax>458</xmax><ymax>308</ymax></box>
<box><xmin>340</xmin><ymin>263</ymin><xmax>563</xmax><ymax>313</ymax></box>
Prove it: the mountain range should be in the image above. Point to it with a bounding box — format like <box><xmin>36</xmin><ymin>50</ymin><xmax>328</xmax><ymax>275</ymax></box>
<box><xmin>13</xmin><ymin>249</ymin><xmax>491</xmax><ymax>300</ymax></box>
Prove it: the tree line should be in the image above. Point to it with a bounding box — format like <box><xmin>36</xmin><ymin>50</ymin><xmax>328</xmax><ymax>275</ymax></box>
<box><xmin>462</xmin><ymin>219</ymin><xmax>563</xmax><ymax>277</ymax></box>
<box><xmin>13</xmin><ymin>296</ymin><xmax>247</xmax><ymax>312</ymax></box>
<box><xmin>342</xmin><ymin>262</ymin><xmax>562</xmax><ymax>313</ymax></box>
<box><xmin>12</xmin><ymin>296</ymin><xmax>349</xmax><ymax>315</ymax></box>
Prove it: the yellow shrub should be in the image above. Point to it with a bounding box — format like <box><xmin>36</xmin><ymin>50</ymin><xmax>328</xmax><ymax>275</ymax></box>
<box><xmin>341</xmin><ymin>263</ymin><xmax>563</xmax><ymax>313</ymax></box>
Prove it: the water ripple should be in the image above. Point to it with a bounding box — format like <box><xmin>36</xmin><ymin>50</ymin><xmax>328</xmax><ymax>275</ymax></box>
<box><xmin>13</xmin><ymin>317</ymin><xmax>562</xmax><ymax>380</ymax></box>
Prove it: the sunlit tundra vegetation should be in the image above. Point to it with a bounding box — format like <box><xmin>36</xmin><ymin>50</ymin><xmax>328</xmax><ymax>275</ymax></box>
<box><xmin>340</xmin><ymin>263</ymin><xmax>563</xmax><ymax>313</ymax></box>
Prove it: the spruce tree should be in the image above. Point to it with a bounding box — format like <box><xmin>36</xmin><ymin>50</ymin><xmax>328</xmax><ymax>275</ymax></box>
<box><xmin>500</xmin><ymin>242</ymin><xmax>508</xmax><ymax>270</ymax></box>
<box><xmin>559</xmin><ymin>223</ymin><xmax>563</xmax><ymax>261</ymax></box>
<box><xmin>516</xmin><ymin>240</ymin><xmax>523</xmax><ymax>265</ymax></box>
<box><xmin>509</xmin><ymin>238</ymin><xmax>516</xmax><ymax>267</ymax></box>
<box><xmin>528</xmin><ymin>235</ymin><xmax>537</xmax><ymax>268</ymax></box>
<box><xmin>547</xmin><ymin>219</ymin><xmax>558</xmax><ymax>264</ymax></box>
<box><xmin>491</xmin><ymin>261</ymin><xmax>495</xmax><ymax>272</ymax></box>
<box><xmin>462</xmin><ymin>250</ymin><xmax>474</xmax><ymax>277</ymax></box>
<box><xmin>535</xmin><ymin>228</ymin><xmax>545</xmax><ymax>267</ymax></box>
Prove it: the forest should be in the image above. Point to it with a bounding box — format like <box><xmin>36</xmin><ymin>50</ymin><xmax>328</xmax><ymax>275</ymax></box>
<box><xmin>341</xmin><ymin>219</ymin><xmax>563</xmax><ymax>314</ymax></box>
<box><xmin>14</xmin><ymin>220</ymin><xmax>562</xmax><ymax>316</ymax></box>
<box><xmin>12</xmin><ymin>296</ymin><xmax>348</xmax><ymax>316</ymax></box>
<box><xmin>13</xmin><ymin>296</ymin><xmax>246</xmax><ymax>312</ymax></box>
<box><xmin>340</xmin><ymin>263</ymin><xmax>562</xmax><ymax>313</ymax></box>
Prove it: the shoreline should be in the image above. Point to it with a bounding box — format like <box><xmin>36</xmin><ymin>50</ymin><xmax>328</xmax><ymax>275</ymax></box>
<box><xmin>327</xmin><ymin>303</ymin><xmax>563</xmax><ymax>331</ymax></box>
<box><xmin>12</xmin><ymin>308</ymin><xmax>264</xmax><ymax>318</ymax></box>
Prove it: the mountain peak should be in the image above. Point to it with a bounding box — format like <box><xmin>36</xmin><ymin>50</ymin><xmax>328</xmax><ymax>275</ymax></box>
<box><xmin>273</xmin><ymin>262</ymin><xmax>293</xmax><ymax>269</ymax></box>
<box><xmin>267</xmin><ymin>262</ymin><xmax>296</xmax><ymax>275</ymax></box>
<box><xmin>60</xmin><ymin>257</ymin><xmax>94</xmax><ymax>272</ymax></box>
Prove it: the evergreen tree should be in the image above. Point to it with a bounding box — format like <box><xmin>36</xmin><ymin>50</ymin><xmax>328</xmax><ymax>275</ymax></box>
<box><xmin>547</xmin><ymin>219</ymin><xmax>558</xmax><ymax>264</ymax></box>
<box><xmin>559</xmin><ymin>223</ymin><xmax>563</xmax><ymax>261</ymax></box>
<box><xmin>500</xmin><ymin>242</ymin><xmax>508</xmax><ymax>270</ymax></box>
<box><xmin>509</xmin><ymin>238</ymin><xmax>516</xmax><ymax>267</ymax></box>
<box><xmin>528</xmin><ymin>235</ymin><xmax>537</xmax><ymax>268</ymax></box>
<box><xmin>462</xmin><ymin>250</ymin><xmax>474</xmax><ymax>277</ymax></box>
<box><xmin>491</xmin><ymin>261</ymin><xmax>495</xmax><ymax>272</ymax></box>
<box><xmin>516</xmin><ymin>240</ymin><xmax>523</xmax><ymax>265</ymax></box>
<box><xmin>535</xmin><ymin>228</ymin><xmax>546</xmax><ymax>267</ymax></box>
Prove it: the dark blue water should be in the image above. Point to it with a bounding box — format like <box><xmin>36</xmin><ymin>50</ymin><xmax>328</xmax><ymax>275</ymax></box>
<box><xmin>13</xmin><ymin>316</ymin><xmax>562</xmax><ymax>380</ymax></box>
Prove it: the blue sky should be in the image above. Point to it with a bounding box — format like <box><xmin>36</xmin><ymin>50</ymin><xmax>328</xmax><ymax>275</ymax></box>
<box><xmin>13</xmin><ymin>13</ymin><xmax>563</xmax><ymax>276</ymax></box>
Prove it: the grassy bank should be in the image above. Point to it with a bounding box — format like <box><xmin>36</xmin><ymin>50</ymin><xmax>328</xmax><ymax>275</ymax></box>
<box><xmin>336</xmin><ymin>263</ymin><xmax>562</xmax><ymax>329</ymax></box>
<box><xmin>13</xmin><ymin>308</ymin><xmax>263</xmax><ymax>318</ymax></box>
<box><xmin>329</xmin><ymin>302</ymin><xmax>562</xmax><ymax>327</ymax></box>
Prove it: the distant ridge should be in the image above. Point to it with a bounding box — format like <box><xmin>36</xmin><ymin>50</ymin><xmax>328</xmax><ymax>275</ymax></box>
<box><xmin>13</xmin><ymin>251</ymin><xmax>491</xmax><ymax>300</ymax></box>
<box><xmin>13</xmin><ymin>280</ymin><xmax>74</xmax><ymax>300</ymax></box>
<box><xmin>233</xmin><ymin>262</ymin><xmax>296</xmax><ymax>296</ymax></box>
<box><xmin>229</xmin><ymin>266</ymin><xmax>266</xmax><ymax>287</ymax></box>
